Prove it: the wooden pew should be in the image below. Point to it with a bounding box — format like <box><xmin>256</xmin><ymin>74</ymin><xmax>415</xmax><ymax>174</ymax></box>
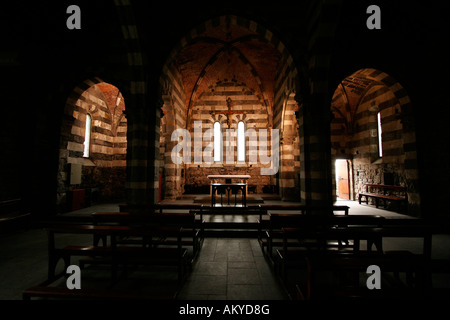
<box><xmin>23</xmin><ymin>286</ymin><xmax>175</xmax><ymax>300</ymax></box>
<box><xmin>186</xmin><ymin>205</ymin><xmax>263</xmax><ymax>237</ymax></box>
<box><xmin>276</xmin><ymin>219</ymin><xmax>435</xmax><ymax>300</ymax></box>
<box><xmin>91</xmin><ymin>211</ymin><xmax>203</xmax><ymax>262</ymax></box>
<box><xmin>304</xmin><ymin>222</ymin><xmax>433</xmax><ymax>299</ymax></box>
<box><xmin>256</xmin><ymin>205</ymin><xmax>351</xmax><ymax>258</ymax></box>
<box><xmin>196</xmin><ymin>205</ymin><xmax>262</xmax><ymax>215</ymax></box>
<box><xmin>257</xmin><ymin>205</ymin><xmax>306</xmax><ymax>256</ymax></box>
<box><xmin>275</xmin><ymin>216</ymin><xmax>386</xmax><ymax>281</ymax></box>
<box><xmin>45</xmin><ymin>224</ymin><xmax>189</xmax><ymax>284</ymax></box>
<box><xmin>305</xmin><ymin>251</ymin><xmax>429</xmax><ymax>300</ymax></box>
<box><xmin>259</xmin><ymin>213</ymin><xmax>306</xmax><ymax>260</ymax></box>
<box><xmin>119</xmin><ymin>203</ymin><xmax>203</xmax><ymax>214</ymax></box>
<box><xmin>117</xmin><ymin>203</ymin><xmax>205</xmax><ymax>253</ymax></box>
<box><xmin>258</xmin><ymin>204</ymin><xmax>349</xmax><ymax>216</ymax></box>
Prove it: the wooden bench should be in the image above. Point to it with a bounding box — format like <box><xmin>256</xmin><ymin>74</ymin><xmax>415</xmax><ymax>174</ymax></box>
<box><xmin>276</xmin><ymin>220</ymin><xmax>434</xmax><ymax>299</ymax></box>
<box><xmin>359</xmin><ymin>184</ymin><xmax>407</xmax><ymax>211</ymax></box>
<box><xmin>189</xmin><ymin>205</ymin><xmax>263</xmax><ymax>237</ymax></box>
<box><xmin>118</xmin><ymin>203</ymin><xmax>203</xmax><ymax>214</ymax></box>
<box><xmin>22</xmin><ymin>285</ymin><xmax>175</xmax><ymax>300</ymax></box>
<box><xmin>259</xmin><ymin>212</ymin><xmax>306</xmax><ymax>260</ymax></box>
<box><xmin>45</xmin><ymin>224</ymin><xmax>189</xmax><ymax>285</ymax></box>
<box><xmin>275</xmin><ymin>217</ymin><xmax>387</xmax><ymax>281</ymax></box>
<box><xmin>91</xmin><ymin>211</ymin><xmax>203</xmax><ymax>262</ymax></box>
<box><xmin>195</xmin><ymin>205</ymin><xmax>262</xmax><ymax>215</ymax></box>
<box><xmin>259</xmin><ymin>204</ymin><xmax>349</xmax><ymax>216</ymax></box>
<box><xmin>304</xmin><ymin>251</ymin><xmax>429</xmax><ymax>300</ymax></box>
<box><xmin>278</xmin><ymin>219</ymin><xmax>433</xmax><ymax>263</ymax></box>
<box><xmin>256</xmin><ymin>205</ymin><xmax>350</xmax><ymax>258</ymax></box>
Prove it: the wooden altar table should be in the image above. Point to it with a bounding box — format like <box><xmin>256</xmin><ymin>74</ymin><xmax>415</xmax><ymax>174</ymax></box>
<box><xmin>207</xmin><ymin>175</ymin><xmax>251</xmax><ymax>183</ymax></box>
<box><xmin>207</xmin><ymin>175</ymin><xmax>250</xmax><ymax>196</ymax></box>
<box><xmin>207</xmin><ymin>175</ymin><xmax>250</xmax><ymax>206</ymax></box>
<box><xmin>210</xmin><ymin>183</ymin><xmax>247</xmax><ymax>207</ymax></box>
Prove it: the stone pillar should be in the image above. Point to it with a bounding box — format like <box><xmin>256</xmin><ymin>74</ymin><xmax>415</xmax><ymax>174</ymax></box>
<box><xmin>279</xmin><ymin>135</ymin><xmax>298</xmax><ymax>200</ymax></box>
<box><xmin>299</xmin><ymin>97</ymin><xmax>334</xmax><ymax>210</ymax></box>
<box><xmin>125</xmin><ymin>105</ymin><xmax>151</xmax><ymax>205</ymax></box>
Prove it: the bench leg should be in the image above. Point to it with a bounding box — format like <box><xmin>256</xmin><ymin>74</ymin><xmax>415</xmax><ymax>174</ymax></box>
<box><xmin>359</xmin><ymin>195</ymin><xmax>369</xmax><ymax>204</ymax></box>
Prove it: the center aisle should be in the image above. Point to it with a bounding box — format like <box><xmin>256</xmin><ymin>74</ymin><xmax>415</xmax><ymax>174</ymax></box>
<box><xmin>177</xmin><ymin>238</ymin><xmax>288</xmax><ymax>300</ymax></box>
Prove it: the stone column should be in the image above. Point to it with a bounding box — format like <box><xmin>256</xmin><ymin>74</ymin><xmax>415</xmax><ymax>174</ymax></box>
<box><xmin>279</xmin><ymin>135</ymin><xmax>298</xmax><ymax>200</ymax></box>
<box><xmin>298</xmin><ymin>97</ymin><xmax>334</xmax><ymax>210</ymax></box>
<box><xmin>125</xmin><ymin>105</ymin><xmax>151</xmax><ymax>205</ymax></box>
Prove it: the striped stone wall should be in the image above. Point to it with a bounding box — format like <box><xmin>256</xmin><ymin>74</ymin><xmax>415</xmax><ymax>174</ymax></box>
<box><xmin>158</xmin><ymin>14</ymin><xmax>301</xmax><ymax>200</ymax></box>
<box><xmin>274</xmin><ymin>92</ymin><xmax>301</xmax><ymax>200</ymax></box>
<box><xmin>159</xmin><ymin>62</ymin><xmax>187</xmax><ymax>199</ymax></box>
<box><xmin>185</xmin><ymin>80</ymin><xmax>273</xmax><ymax>194</ymax></box>
<box><xmin>331</xmin><ymin>68</ymin><xmax>420</xmax><ymax>215</ymax></box>
<box><xmin>273</xmin><ymin>49</ymin><xmax>302</xmax><ymax>200</ymax></box>
<box><xmin>57</xmin><ymin>79</ymin><xmax>127</xmax><ymax>210</ymax></box>
<box><xmin>111</xmin><ymin>5</ymin><xmax>355</xmax><ymax>206</ymax></box>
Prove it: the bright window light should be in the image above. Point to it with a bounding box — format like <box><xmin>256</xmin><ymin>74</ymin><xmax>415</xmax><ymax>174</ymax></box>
<box><xmin>214</xmin><ymin>122</ymin><xmax>221</xmax><ymax>162</ymax></box>
<box><xmin>237</xmin><ymin>121</ymin><xmax>245</xmax><ymax>162</ymax></box>
<box><xmin>83</xmin><ymin>114</ymin><xmax>92</xmax><ymax>158</ymax></box>
<box><xmin>377</xmin><ymin>112</ymin><xmax>383</xmax><ymax>158</ymax></box>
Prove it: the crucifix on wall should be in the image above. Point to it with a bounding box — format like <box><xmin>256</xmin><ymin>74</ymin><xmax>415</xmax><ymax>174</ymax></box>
<box><xmin>213</xmin><ymin>97</ymin><xmax>245</xmax><ymax>129</ymax></box>
<box><xmin>211</xmin><ymin>97</ymin><xmax>246</xmax><ymax>161</ymax></box>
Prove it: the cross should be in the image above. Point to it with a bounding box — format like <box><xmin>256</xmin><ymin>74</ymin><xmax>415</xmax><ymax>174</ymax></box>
<box><xmin>211</xmin><ymin>97</ymin><xmax>246</xmax><ymax>158</ymax></box>
<box><xmin>213</xmin><ymin>97</ymin><xmax>245</xmax><ymax>128</ymax></box>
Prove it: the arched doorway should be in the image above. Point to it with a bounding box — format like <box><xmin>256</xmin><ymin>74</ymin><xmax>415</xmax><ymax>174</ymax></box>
<box><xmin>57</xmin><ymin>78</ymin><xmax>127</xmax><ymax>212</ymax></box>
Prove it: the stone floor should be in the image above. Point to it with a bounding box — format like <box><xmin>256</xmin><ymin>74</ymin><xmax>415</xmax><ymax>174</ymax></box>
<box><xmin>177</xmin><ymin>237</ymin><xmax>286</xmax><ymax>300</ymax></box>
<box><xmin>1</xmin><ymin>198</ymin><xmax>450</xmax><ymax>301</ymax></box>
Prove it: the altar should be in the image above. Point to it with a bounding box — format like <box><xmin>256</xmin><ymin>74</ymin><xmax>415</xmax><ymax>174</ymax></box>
<box><xmin>207</xmin><ymin>175</ymin><xmax>250</xmax><ymax>184</ymax></box>
<box><xmin>207</xmin><ymin>175</ymin><xmax>250</xmax><ymax>206</ymax></box>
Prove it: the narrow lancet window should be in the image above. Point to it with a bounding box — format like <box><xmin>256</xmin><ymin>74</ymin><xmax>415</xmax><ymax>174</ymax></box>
<box><xmin>237</xmin><ymin>121</ymin><xmax>245</xmax><ymax>162</ymax></box>
<box><xmin>214</xmin><ymin>122</ymin><xmax>222</xmax><ymax>162</ymax></box>
<box><xmin>377</xmin><ymin>111</ymin><xmax>383</xmax><ymax>158</ymax></box>
<box><xmin>83</xmin><ymin>114</ymin><xmax>92</xmax><ymax>158</ymax></box>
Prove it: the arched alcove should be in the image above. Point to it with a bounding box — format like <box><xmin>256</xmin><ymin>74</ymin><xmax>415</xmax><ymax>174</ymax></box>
<box><xmin>57</xmin><ymin>79</ymin><xmax>127</xmax><ymax>211</ymax></box>
<box><xmin>158</xmin><ymin>15</ymin><xmax>301</xmax><ymax>201</ymax></box>
<box><xmin>331</xmin><ymin>68</ymin><xmax>420</xmax><ymax>216</ymax></box>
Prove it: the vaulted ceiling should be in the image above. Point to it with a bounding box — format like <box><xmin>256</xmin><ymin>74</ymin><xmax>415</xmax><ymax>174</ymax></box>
<box><xmin>173</xmin><ymin>21</ymin><xmax>282</xmax><ymax>111</ymax></box>
<box><xmin>332</xmin><ymin>69</ymin><xmax>383</xmax><ymax>115</ymax></box>
<box><xmin>338</xmin><ymin>75</ymin><xmax>379</xmax><ymax>110</ymax></box>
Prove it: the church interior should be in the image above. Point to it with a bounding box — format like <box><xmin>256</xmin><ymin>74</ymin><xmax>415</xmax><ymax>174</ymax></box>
<box><xmin>1</xmin><ymin>0</ymin><xmax>450</xmax><ymax>306</ymax></box>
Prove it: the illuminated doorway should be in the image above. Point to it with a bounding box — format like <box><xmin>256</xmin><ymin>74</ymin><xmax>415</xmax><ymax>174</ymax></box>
<box><xmin>335</xmin><ymin>159</ymin><xmax>351</xmax><ymax>200</ymax></box>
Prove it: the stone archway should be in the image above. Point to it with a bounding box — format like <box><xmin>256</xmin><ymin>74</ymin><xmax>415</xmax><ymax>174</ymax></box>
<box><xmin>57</xmin><ymin>78</ymin><xmax>127</xmax><ymax>212</ymax></box>
<box><xmin>331</xmin><ymin>68</ymin><xmax>420</xmax><ymax>216</ymax></box>
<box><xmin>158</xmin><ymin>15</ymin><xmax>301</xmax><ymax>201</ymax></box>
